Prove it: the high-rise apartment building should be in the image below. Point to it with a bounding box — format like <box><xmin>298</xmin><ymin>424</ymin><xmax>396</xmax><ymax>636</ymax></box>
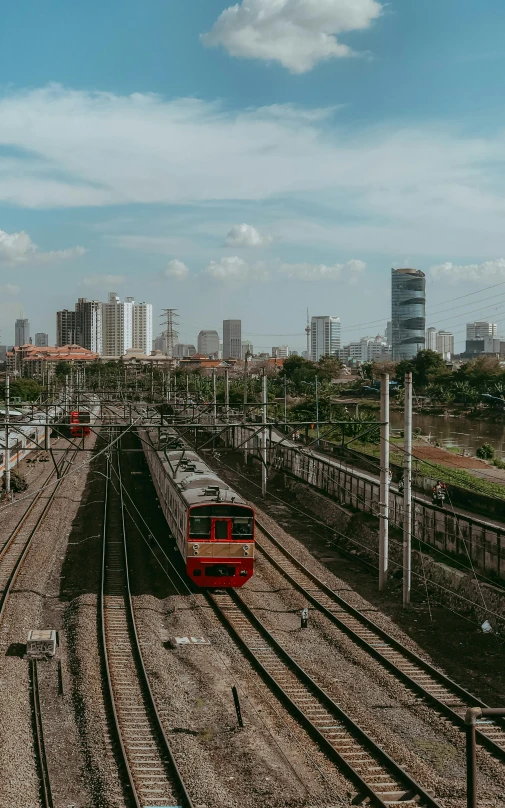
<box><xmin>272</xmin><ymin>346</ymin><xmax>289</xmax><ymax>358</ymax></box>
<box><xmin>35</xmin><ymin>333</ymin><xmax>48</xmax><ymax>347</ymax></box>
<box><xmin>75</xmin><ymin>298</ymin><xmax>103</xmax><ymax>354</ymax></box>
<box><xmin>174</xmin><ymin>343</ymin><xmax>196</xmax><ymax>358</ymax></box>
<box><xmin>56</xmin><ymin>310</ymin><xmax>76</xmax><ymax>347</ymax></box>
<box><xmin>310</xmin><ymin>316</ymin><xmax>341</xmax><ymax>362</ymax></box>
<box><xmin>391</xmin><ymin>268</ymin><xmax>426</xmax><ymax>360</ymax></box>
<box><xmin>197</xmin><ymin>330</ymin><xmax>219</xmax><ymax>358</ymax></box>
<box><xmin>466</xmin><ymin>322</ymin><xmax>498</xmax><ymax>341</ymax></box>
<box><xmin>223</xmin><ymin>320</ymin><xmax>241</xmax><ymax>360</ymax></box>
<box><xmin>15</xmin><ymin>318</ymin><xmax>30</xmax><ymax>347</ymax></box>
<box><xmin>436</xmin><ymin>330</ymin><xmax>454</xmax><ymax>358</ymax></box>
<box><xmin>425</xmin><ymin>327</ymin><xmax>437</xmax><ymax>351</ymax></box>
<box><xmin>132</xmin><ymin>302</ymin><xmax>153</xmax><ymax>354</ymax></box>
<box><xmin>102</xmin><ymin>293</ymin><xmax>134</xmax><ymax>356</ymax></box>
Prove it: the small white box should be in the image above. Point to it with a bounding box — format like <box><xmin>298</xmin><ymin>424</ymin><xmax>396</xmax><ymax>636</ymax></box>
<box><xmin>26</xmin><ymin>630</ymin><xmax>57</xmax><ymax>658</ymax></box>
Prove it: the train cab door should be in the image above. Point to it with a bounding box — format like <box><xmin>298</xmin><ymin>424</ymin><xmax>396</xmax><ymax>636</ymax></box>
<box><xmin>211</xmin><ymin>518</ymin><xmax>232</xmax><ymax>541</ymax></box>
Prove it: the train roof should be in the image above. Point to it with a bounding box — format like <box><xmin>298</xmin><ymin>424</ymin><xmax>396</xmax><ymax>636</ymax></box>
<box><xmin>143</xmin><ymin>427</ymin><xmax>249</xmax><ymax>508</ymax></box>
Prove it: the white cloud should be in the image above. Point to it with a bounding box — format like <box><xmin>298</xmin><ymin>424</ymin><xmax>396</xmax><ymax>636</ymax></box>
<box><xmin>279</xmin><ymin>258</ymin><xmax>366</xmax><ymax>282</ymax></box>
<box><xmin>203</xmin><ymin>256</ymin><xmax>270</xmax><ymax>285</ymax></box>
<box><xmin>224</xmin><ymin>223</ymin><xmax>273</xmax><ymax>248</ymax></box>
<box><xmin>430</xmin><ymin>260</ymin><xmax>505</xmax><ymax>283</ymax></box>
<box><xmin>0</xmin><ymin>229</ymin><xmax>85</xmax><ymax>266</ymax></box>
<box><xmin>202</xmin><ymin>0</ymin><xmax>382</xmax><ymax>73</ymax></box>
<box><xmin>80</xmin><ymin>274</ymin><xmax>125</xmax><ymax>287</ymax></box>
<box><xmin>164</xmin><ymin>259</ymin><xmax>189</xmax><ymax>280</ymax></box>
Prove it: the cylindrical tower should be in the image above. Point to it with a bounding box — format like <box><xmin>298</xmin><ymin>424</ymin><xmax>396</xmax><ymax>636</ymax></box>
<box><xmin>391</xmin><ymin>268</ymin><xmax>426</xmax><ymax>361</ymax></box>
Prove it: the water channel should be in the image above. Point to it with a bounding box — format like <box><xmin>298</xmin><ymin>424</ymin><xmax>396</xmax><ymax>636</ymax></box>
<box><xmin>389</xmin><ymin>411</ymin><xmax>505</xmax><ymax>458</ymax></box>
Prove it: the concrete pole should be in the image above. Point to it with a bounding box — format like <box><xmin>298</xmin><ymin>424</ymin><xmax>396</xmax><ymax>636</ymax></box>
<box><xmin>284</xmin><ymin>376</ymin><xmax>287</xmax><ymax>426</ymax></box>
<box><xmin>379</xmin><ymin>373</ymin><xmax>390</xmax><ymax>592</ymax></box>
<box><xmin>224</xmin><ymin>369</ymin><xmax>229</xmax><ymax>423</ymax></box>
<box><xmin>212</xmin><ymin>369</ymin><xmax>217</xmax><ymax>423</ymax></box>
<box><xmin>262</xmin><ymin>372</ymin><xmax>268</xmax><ymax>498</ymax></box>
<box><xmin>5</xmin><ymin>369</ymin><xmax>10</xmax><ymax>500</ymax></box>
<box><xmin>315</xmin><ymin>375</ymin><xmax>320</xmax><ymax>445</ymax></box>
<box><xmin>403</xmin><ymin>372</ymin><xmax>413</xmax><ymax>607</ymax></box>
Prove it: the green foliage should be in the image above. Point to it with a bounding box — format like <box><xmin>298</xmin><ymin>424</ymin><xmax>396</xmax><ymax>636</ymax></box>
<box><xmin>476</xmin><ymin>442</ymin><xmax>495</xmax><ymax>460</ymax></box>
<box><xmin>395</xmin><ymin>350</ymin><xmax>448</xmax><ymax>388</ymax></box>
<box><xmin>0</xmin><ymin>378</ymin><xmax>41</xmax><ymax>402</ymax></box>
<box><xmin>55</xmin><ymin>361</ymin><xmax>72</xmax><ymax>379</ymax></box>
<box><xmin>2</xmin><ymin>469</ymin><xmax>28</xmax><ymax>492</ymax></box>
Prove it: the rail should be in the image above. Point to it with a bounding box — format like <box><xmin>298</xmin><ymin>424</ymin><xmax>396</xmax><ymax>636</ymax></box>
<box><xmin>99</xmin><ymin>426</ymin><xmax>194</xmax><ymax>808</ymax></box>
<box><xmin>30</xmin><ymin>659</ymin><xmax>54</xmax><ymax>808</ymax></box>
<box><xmin>207</xmin><ymin>587</ymin><xmax>443</xmax><ymax>808</ymax></box>
<box><xmin>255</xmin><ymin>519</ymin><xmax>505</xmax><ymax>764</ymax></box>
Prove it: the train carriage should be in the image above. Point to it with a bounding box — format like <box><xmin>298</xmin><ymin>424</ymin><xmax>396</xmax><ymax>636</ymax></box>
<box><xmin>141</xmin><ymin>428</ymin><xmax>254</xmax><ymax>588</ymax></box>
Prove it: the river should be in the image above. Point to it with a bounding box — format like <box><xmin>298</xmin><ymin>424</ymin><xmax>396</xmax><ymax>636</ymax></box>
<box><xmin>389</xmin><ymin>411</ymin><xmax>505</xmax><ymax>458</ymax></box>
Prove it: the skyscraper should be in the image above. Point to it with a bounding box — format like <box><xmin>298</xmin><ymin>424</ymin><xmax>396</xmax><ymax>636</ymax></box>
<box><xmin>391</xmin><ymin>268</ymin><xmax>426</xmax><ymax>360</ymax></box>
<box><xmin>466</xmin><ymin>321</ymin><xmax>498</xmax><ymax>341</ymax></box>
<box><xmin>35</xmin><ymin>333</ymin><xmax>49</xmax><ymax>347</ymax></box>
<box><xmin>132</xmin><ymin>302</ymin><xmax>153</xmax><ymax>354</ymax></box>
<box><xmin>75</xmin><ymin>298</ymin><xmax>103</xmax><ymax>354</ymax></box>
<box><xmin>436</xmin><ymin>330</ymin><xmax>454</xmax><ymax>358</ymax></box>
<box><xmin>310</xmin><ymin>316</ymin><xmax>341</xmax><ymax>361</ymax></box>
<box><xmin>425</xmin><ymin>327</ymin><xmax>437</xmax><ymax>351</ymax></box>
<box><xmin>102</xmin><ymin>293</ymin><xmax>134</xmax><ymax>356</ymax></box>
<box><xmin>56</xmin><ymin>310</ymin><xmax>76</xmax><ymax>347</ymax></box>
<box><xmin>197</xmin><ymin>330</ymin><xmax>219</xmax><ymax>358</ymax></box>
<box><xmin>15</xmin><ymin>318</ymin><xmax>30</xmax><ymax>347</ymax></box>
<box><xmin>223</xmin><ymin>320</ymin><xmax>242</xmax><ymax>359</ymax></box>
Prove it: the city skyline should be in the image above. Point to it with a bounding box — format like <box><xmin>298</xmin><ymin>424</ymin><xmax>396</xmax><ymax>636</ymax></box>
<box><xmin>2</xmin><ymin>3</ymin><xmax>505</xmax><ymax>353</ymax></box>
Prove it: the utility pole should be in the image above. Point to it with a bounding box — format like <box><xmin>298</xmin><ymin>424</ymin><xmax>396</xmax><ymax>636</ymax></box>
<box><xmin>315</xmin><ymin>375</ymin><xmax>320</xmax><ymax>445</ymax></box>
<box><xmin>5</xmin><ymin>369</ymin><xmax>10</xmax><ymax>501</ymax></box>
<box><xmin>160</xmin><ymin>308</ymin><xmax>179</xmax><ymax>362</ymax></box>
<box><xmin>224</xmin><ymin>369</ymin><xmax>229</xmax><ymax>423</ymax></box>
<box><xmin>284</xmin><ymin>376</ymin><xmax>287</xmax><ymax>425</ymax></box>
<box><xmin>261</xmin><ymin>372</ymin><xmax>268</xmax><ymax>498</ymax></box>
<box><xmin>379</xmin><ymin>373</ymin><xmax>390</xmax><ymax>592</ymax></box>
<box><xmin>212</xmin><ymin>369</ymin><xmax>217</xmax><ymax>423</ymax></box>
<box><xmin>243</xmin><ymin>350</ymin><xmax>250</xmax><ymax>420</ymax></box>
<box><xmin>403</xmin><ymin>372</ymin><xmax>413</xmax><ymax>607</ymax></box>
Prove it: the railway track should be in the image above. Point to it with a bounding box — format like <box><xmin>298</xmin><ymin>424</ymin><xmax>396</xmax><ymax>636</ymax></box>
<box><xmin>30</xmin><ymin>659</ymin><xmax>54</xmax><ymax>808</ymax></box>
<box><xmin>100</xmin><ymin>434</ymin><xmax>194</xmax><ymax>808</ymax></box>
<box><xmin>208</xmin><ymin>587</ymin><xmax>442</xmax><ymax>808</ymax></box>
<box><xmin>0</xmin><ymin>448</ymin><xmax>76</xmax><ymax>622</ymax></box>
<box><xmin>255</xmin><ymin>520</ymin><xmax>505</xmax><ymax>764</ymax></box>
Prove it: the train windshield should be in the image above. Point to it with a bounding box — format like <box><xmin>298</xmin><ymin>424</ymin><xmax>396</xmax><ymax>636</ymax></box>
<box><xmin>189</xmin><ymin>505</ymin><xmax>254</xmax><ymax>539</ymax></box>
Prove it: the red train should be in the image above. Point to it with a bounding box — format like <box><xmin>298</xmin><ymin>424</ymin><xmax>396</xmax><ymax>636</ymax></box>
<box><xmin>142</xmin><ymin>428</ymin><xmax>254</xmax><ymax>587</ymax></box>
<box><xmin>70</xmin><ymin>410</ymin><xmax>91</xmax><ymax>437</ymax></box>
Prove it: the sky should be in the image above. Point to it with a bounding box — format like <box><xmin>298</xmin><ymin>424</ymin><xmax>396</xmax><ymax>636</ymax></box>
<box><xmin>2</xmin><ymin>1</ymin><xmax>505</xmax><ymax>352</ymax></box>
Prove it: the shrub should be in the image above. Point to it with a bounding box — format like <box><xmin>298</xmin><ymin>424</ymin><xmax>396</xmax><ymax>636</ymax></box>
<box><xmin>477</xmin><ymin>442</ymin><xmax>495</xmax><ymax>460</ymax></box>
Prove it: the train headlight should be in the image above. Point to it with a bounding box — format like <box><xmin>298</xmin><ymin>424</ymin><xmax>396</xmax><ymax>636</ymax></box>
<box><xmin>193</xmin><ymin>544</ymin><xmax>199</xmax><ymax>556</ymax></box>
<box><xmin>242</xmin><ymin>544</ymin><xmax>250</xmax><ymax>556</ymax></box>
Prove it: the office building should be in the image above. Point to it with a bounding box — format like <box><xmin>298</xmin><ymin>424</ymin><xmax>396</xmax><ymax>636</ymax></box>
<box><xmin>340</xmin><ymin>334</ymin><xmax>389</xmax><ymax>364</ymax></box>
<box><xmin>466</xmin><ymin>322</ymin><xmax>498</xmax><ymax>341</ymax></box>
<box><xmin>391</xmin><ymin>268</ymin><xmax>426</xmax><ymax>360</ymax></box>
<box><xmin>223</xmin><ymin>320</ymin><xmax>241</xmax><ymax>360</ymax></box>
<box><xmin>310</xmin><ymin>316</ymin><xmax>341</xmax><ymax>362</ymax></box>
<box><xmin>425</xmin><ymin>327</ymin><xmax>437</xmax><ymax>351</ymax></box>
<box><xmin>0</xmin><ymin>346</ymin><xmax>13</xmax><ymax>364</ymax></box>
<box><xmin>272</xmin><ymin>346</ymin><xmax>289</xmax><ymax>358</ymax></box>
<box><xmin>15</xmin><ymin>318</ymin><xmax>30</xmax><ymax>347</ymax></box>
<box><xmin>56</xmin><ymin>310</ymin><xmax>76</xmax><ymax>347</ymax></box>
<box><xmin>75</xmin><ymin>298</ymin><xmax>103</xmax><ymax>354</ymax></box>
<box><xmin>35</xmin><ymin>333</ymin><xmax>49</xmax><ymax>347</ymax></box>
<box><xmin>197</xmin><ymin>330</ymin><xmax>220</xmax><ymax>358</ymax></box>
<box><xmin>132</xmin><ymin>302</ymin><xmax>153</xmax><ymax>354</ymax></box>
<box><xmin>436</xmin><ymin>330</ymin><xmax>454</xmax><ymax>358</ymax></box>
<box><xmin>173</xmin><ymin>343</ymin><xmax>196</xmax><ymax>358</ymax></box>
<box><xmin>241</xmin><ymin>341</ymin><xmax>254</xmax><ymax>359</ymax></box>
<box><xmin>102</xmin><ymin>293</ymin><xmax>134</xmax><ymax>356</ymax></box>
<box><xmin>153</xmin><ymin>334</ymin><xmax>168</xmax><ymax>353</ymax></box>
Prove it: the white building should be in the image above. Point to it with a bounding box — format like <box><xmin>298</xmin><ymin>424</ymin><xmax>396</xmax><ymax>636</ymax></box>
<box><xmin>102</xmin><ymin>293</ymin><xmax>134</xmax><ymax>356</ymax></box>
<box><xmin>310</xmin><ymin>316</ymin><xmax>341</xmax><ymax>361</ymax></box>
<box><xmin>197</xmin><ymin>330</ymin><xmax>219</xmax><ymax>358</ymax></box>
<box><xmin>426</xmin><ymin>327</ymin><xmax>437</xmax><ymax>351</ymax></box>
<box><xmin>132</xmin><ymin>302</ymin><xmax>153</xmax><ymax>355</ymax></box>
<box><xmin>466</xmin><ymin>321</ymin><xmax>498</xmax><ymax>340</ymax></box>
<box><xmin>272</xmin><ymin>345</ymin><xmax>289</xmax><ymax>358</ymax></box>
<box><xmin>436</xmin><ymin>330</ymin><xmax>454</xmax><ymax>358</ymax></box>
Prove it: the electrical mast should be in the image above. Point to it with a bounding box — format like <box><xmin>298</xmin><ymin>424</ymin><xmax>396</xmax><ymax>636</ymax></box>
<box><xmin>305</xmin><ymin>308</ymin><xmax>311</xmax><ymax>360</ymax></box>
<box><xmin>160</xmin><ymin>309</ymin><xmax>179</xmax><ymax>361</ymax></box>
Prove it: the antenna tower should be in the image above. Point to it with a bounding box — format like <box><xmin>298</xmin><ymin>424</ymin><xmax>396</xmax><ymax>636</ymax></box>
<box><xmin>305</xmin><ymin>308</ymin><xmax>311</xmax><ymax>360</ymax></box>
<box><xmin>160</xmin><ymin>309</ymin><xmax>179</xmax><ymax>361</ymax></box>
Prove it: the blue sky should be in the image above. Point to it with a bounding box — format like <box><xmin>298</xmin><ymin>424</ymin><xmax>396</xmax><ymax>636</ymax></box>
<box><xmin>2</xmin><ymin>0</ymin><xmax>505</xmax><ymax>351</ymax></box>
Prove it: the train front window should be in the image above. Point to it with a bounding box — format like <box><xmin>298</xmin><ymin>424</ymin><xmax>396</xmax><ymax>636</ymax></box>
<box><xmin>232</xmin><ymin>517</ymin><xmax>253</xmax><ymax>538</ymax></box>
<box><xmin>189</xmin><ymin>517</ymin><xmax>211</xmax><ymax>538</ymax></box>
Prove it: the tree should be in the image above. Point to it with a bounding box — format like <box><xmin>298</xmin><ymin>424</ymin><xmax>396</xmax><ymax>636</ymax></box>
<box><xmin>55</xmin><ymin>361</ymin><xmax>72</xmax><ymax>379</ymax></box>
<box><xmin>395</xmin><ymin>350</ymin><xmax>448</xmax><ymax>388</ymax></box>
<box><xmin>317</xmin><ymin>354</ymin><xmax>343</xmax><ymax>381</ymax></box>
<box><xmin>0</xmin><ymin>378</ymin><xmax>41</xmax><ymax>402</ymax></box>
